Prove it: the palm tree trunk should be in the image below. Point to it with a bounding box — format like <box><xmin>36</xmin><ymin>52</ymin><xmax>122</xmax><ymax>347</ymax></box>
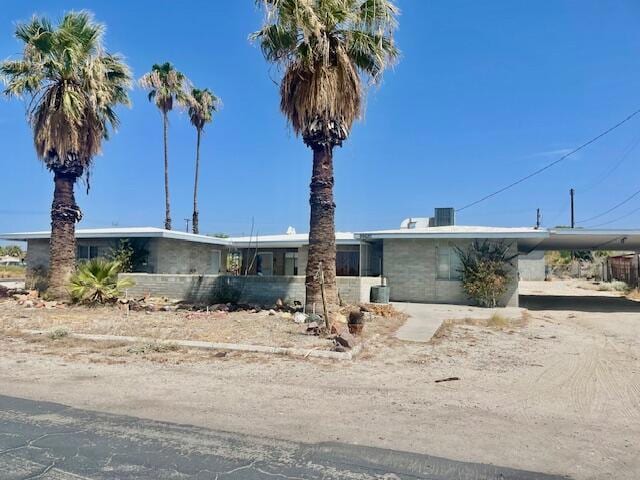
<box><xmin>192</xmin><ymin>127</ymin><xmax>201</xmax><ymax>234</ymax></box>
<box><xmin>47</xmin><ymin>171</ymin><xmax>80</xmax><ymax>299</ymax></box>
<box><xmin>163</xmin><ymin>111</ymin><xmax>172</xmax><ymax>230</ymax></box>
<box><xmin>305</xmin><ymin>145</ymin><xmax>338</xmax><ymax>315</ymax></box>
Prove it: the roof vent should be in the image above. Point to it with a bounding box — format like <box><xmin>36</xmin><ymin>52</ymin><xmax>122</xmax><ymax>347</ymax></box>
<box><xmin>434</xmin><ymin>208</ymin><xmax>455</xmax><ymax>227</ymax></box>
<box><xmin>286</xmin><ymin>226</ymin><xmax>296</xmax><ymax>235</ymax></box>
<box><xmin>400</xmin><ymin>217</ymin><xmax>433</xmax><ymax>229</ymax></box>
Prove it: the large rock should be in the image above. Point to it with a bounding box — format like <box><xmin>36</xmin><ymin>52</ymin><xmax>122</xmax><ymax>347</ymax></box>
<box><xmin>335</xmin><ymin>331</ymin><xmax>356</xmax><ymax>349</ymax></box>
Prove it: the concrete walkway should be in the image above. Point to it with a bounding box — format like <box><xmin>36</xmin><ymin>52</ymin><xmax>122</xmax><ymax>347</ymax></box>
<box><xmin>393</xmin><ymin>302</ymin><xmax>525</xmax><ymax>343</ymax></box>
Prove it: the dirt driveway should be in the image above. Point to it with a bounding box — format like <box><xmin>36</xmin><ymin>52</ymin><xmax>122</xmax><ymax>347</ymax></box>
<box><xmin>1</xmin><ymin>280</ymin><xmax>638</xmax><ymax>479</ymax></box>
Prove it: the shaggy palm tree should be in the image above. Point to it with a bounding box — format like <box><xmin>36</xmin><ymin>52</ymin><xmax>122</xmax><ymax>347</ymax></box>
<box><xmin>252</xmin><ymin>0</ymin><xmax>399</xmax><ymax>314</ymax></box>
<box><xmin>139</xmin><ymin>62</ymin><xmax>189</xmax><ymax>230</ymax></box>
<box><xmin>0</xmin><ymin>11</ymin><xmax>131</xmax><ymax>299</ymax></box>
<box><xmin>187</xmin><ymin>87</ymin><xmax>220</xmax><ymax>234</ymax></box>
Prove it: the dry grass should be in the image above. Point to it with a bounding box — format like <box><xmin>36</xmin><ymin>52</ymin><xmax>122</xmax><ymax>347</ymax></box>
<box><xmin>0</xmin><ymin>266</ymin><xmax>25</xmax><ymax>279</ymax></box>
<box><xmin>432</xmin><ymin>311</ymin><xmax>528</xmax><ymax>342</ymax></box>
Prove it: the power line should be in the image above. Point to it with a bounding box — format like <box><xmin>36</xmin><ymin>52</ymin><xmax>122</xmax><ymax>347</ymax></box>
<box><xmin>456</xmin><ymin>107</ymin><xmax>640</xmax><ymax>213</ymax></box>
<box><xmin>577</xmin><ymin>186</ymin><xmax>640</xmax><ymax>224</ymax></box>
<box><xmin>585</xmin><ymin>204</ymin><xmax>640</xmax><ymax>228</ymax></box>
<box><xmin>579</xmin><ymin>132</ymin><xmax>640</xmax><ymax>192</ymax></box>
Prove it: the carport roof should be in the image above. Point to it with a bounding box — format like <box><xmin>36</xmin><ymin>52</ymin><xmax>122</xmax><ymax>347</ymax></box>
<box><xmin>518</xmin><ymin>228</ymin><xmax>640</xmax><ymax>253</ymax></box>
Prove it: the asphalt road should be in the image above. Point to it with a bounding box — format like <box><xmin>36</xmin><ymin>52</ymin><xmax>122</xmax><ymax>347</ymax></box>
<box><xmin>0</xmin><ymin>395</ymin><xmax>566</xmax><ymax>479</ymax></box>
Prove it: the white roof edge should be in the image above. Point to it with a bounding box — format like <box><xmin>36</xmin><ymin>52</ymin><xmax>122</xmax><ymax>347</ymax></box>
<box><xmin>0</xmin><ymin>228</ymin><xmax>232</xmax><ymax>245</ymax></box>
<box><xmin>548</xmin><ymin>228</ymin><xmax>640</xmax><ymax>235</ymax></box>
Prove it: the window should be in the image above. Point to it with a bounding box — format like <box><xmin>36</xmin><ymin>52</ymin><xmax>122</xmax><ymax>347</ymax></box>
<box><xmin>336</xmin><ymin>251</ymin><xmax>359</xmax><ymax>276</ymax></box>
<box><xmin>77</xmin><ymin>245</ymin><xmax>99</xmax><ymax>261</ymax></box>
<box><xmin>256</xmin><ymin>252</ymin><xmax>273</xmax><ymax>276</ymax></box>
<box><xmin>284</xmin><ymin>252</ymin><xmax>298</xmax><ymax>275</ymax></box>
<box><xmin>436</xmin><ymin>246</ymin><xmax>462</xmax><ymax>280</ymax></box>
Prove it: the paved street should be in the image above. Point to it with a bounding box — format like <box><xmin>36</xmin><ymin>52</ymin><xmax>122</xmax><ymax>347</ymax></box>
<box><xmin>0</xmin><ymin>395</ymin><xmax>564</xmax><ymax>479</ymax></box>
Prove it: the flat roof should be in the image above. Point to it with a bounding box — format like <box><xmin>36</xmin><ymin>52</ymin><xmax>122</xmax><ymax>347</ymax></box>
<box><xmin>0</xmin><ymin>227</ymin><xmax>232</xmax><ymax>246</ymax></box>
<box><xmin>356</xmin><ymin>225</ymin><xmax>548</xmax><ymax>240</ymax></box>
<box><xmin>230</xmin><ymin>232</ymin><xmax>359</xmax><ymax>248</ymax></box>
<box><xmin>518</xmin><ymin>228</ymin><xmax>640</xmax><ymax>252</ymax></box>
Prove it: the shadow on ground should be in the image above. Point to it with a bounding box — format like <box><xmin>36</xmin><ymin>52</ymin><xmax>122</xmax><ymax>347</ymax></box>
<box><xmin>520</xmin><ymin>294</ymin><xmax>640</xmax><ymax>313</ymax></box>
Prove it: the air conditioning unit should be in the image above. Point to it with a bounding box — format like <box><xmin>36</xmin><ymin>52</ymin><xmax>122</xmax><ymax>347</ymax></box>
<box><xmin>434</xmin><ymin>208</ymin><xmax>455</xmax><ymax>227</ymax></box>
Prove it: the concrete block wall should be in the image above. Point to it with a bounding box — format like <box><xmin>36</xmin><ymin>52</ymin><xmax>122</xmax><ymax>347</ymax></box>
<box><xmin>119</xmin><ymin>273</ymin><xmax>377</xmax><ymax>306</ymax></box>
<box><xmin>518</xmin><ymin>250</ymin><xmax>546</xmax><ymax>281</ymax></box>
<box><xmin>383</xmin><ymin>238</ymin><xmax>519</xmax><ymax>307</ymax></box>
<box><xmin>154</xmin><ymin>238</ymin><xmax>226</xmax><ymax>275</ymax></box>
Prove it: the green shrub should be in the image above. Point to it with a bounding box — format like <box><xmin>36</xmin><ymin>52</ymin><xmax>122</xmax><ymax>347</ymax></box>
<box><xmin>108</xmin><ymin>239</ymin><xmax>149</xmax><ymax>273</ymax></box>
<box><xmin>68</xmin><ymin>259</ymin><xmax>134</xmax><ymax>304</ymax></box>
<box><xmin>212</xmin><ymin>279</ymin><xmax>242</xmax><ymax>304</ymax></box>
<box><xmin>455</xmin><ymin>240</ymin><xmax>517</xmax><ymax>308</ymax></box>
<box><xmin>597</xmin><ymin>280</ymin><xmax>629</xmax><ymax>292</ymax></box>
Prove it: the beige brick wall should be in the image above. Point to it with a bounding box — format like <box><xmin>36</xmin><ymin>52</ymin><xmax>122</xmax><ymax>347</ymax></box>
<box><xmin>383</xmin><ymin>238</ymin><xmax>518</xmax><ymax>307</ymax></box>
<box><xmin>154</xmin><ymin>238</ymin><xmax>227</xmax><ymax>275</ymax></box>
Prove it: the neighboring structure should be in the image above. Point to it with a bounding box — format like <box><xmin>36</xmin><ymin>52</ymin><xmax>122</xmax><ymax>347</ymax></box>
<box><xmin>0</xmin><ymin>255</ymin><xmax>23</xmax><ymax>267</ymax></box>
<box><xmin>4</xmin><ymin>215</ymin><xmax>640</xmax><ymax>307</ymax></box>
<box><xmin>606</xmin><ymin>253</ymin><xmax>639</xmax><ymax>287</ymax></box>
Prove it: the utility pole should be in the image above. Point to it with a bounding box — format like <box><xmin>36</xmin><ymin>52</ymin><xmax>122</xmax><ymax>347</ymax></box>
<box><xmin>570</xmin><ymin>188</ymin><xmax>575</xmax><ymax>228</ymax></box>
<box><xmin>184</xmin><ymin>218</ymin><xmax>191</xmax><ymax>233</ymax></box>
<box><xmin>535</xmin><ymin>208</ymin><xmax>541</xmax><ymax>229</ymax></box>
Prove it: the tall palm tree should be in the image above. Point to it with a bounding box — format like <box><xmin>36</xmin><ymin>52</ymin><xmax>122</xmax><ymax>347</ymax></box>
<box><xmin>187</xmin><ymin>87</ymin><xmax>220</xmax><ymax>234</ymax></box>
<box><xmin>139</xmin><ymin>62</ymin><xmax>189</xmax><ymax>230</ymax></box>
<box><xmin>1</xmin><ymin>11</ymin><xmax>131</xmax><ymax>299</ymax></box>
<box><xmin>252</xmin><ymin>0</ymin><xmax>399</xmax><ymax>315</ymax></box>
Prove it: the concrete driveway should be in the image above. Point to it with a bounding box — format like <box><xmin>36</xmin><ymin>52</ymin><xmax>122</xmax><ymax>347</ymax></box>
<box><xmin>393</xmin><ymin>302</ymin><xmax>524</xmax><ymax>342</ymax></box>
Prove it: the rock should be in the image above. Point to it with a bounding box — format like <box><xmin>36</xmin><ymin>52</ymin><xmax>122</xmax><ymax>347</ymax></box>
<box><xmin>23</xmin><ymin>300</ymin><xmax>34</xmax><ymax>308</ymax></box>
<box><xmin>335</xmin><ymin>331</ymin><xmax>356</xmax><ymax>349</ymax></box>
<box><xmin>293</xmin><ymin>312</ymin><xmax>307</xmax><ymax>323</ymax></box>
<box><xmin>331</xmin><ymin>323</ymin><xmax>347</xmax><ymax>335</ymax></box>
<box><xmin>281</xmin><ymin>312</ymin><xmax>293</xmax><ymax>320</ymax></box>
<box><xmin>307</xmin><ymin>313</ymin><xmax>322</xmax><ymax>324</ymax></box>
<box><xmin>305</xmin><ymin>322</ymin><xmax>320</xmax><ymax>335</ymax></box>
<box><xmin>334</xmin><ymin>312</ymin><xmax>348</xmax><ymax>325</ymax></box>
<box><xmin>275</xmin><ymin>298</ymin><xmax>284</xmax><ymax>308</ymax></box>
<box><xmin>334</xmin><ymin>345</ymin><xmax>347</xmax><ymax>353</ymax></box>
<box><xmin>268</xmin><ymin>309</ymin><xmax>276</xmax><ymax>315</ymax></box>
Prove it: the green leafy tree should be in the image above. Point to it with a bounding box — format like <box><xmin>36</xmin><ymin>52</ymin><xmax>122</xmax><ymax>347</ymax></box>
<box><xmin>1</xmin><ymin>11</ymin><xmax>131</xmax><ymax>299</ymax></box>
<box><xmin>187</xmin><ymin>88</ymin><xmax>220</xmax><ymax>234</ymax></box>
<box><xmin>69</xmin><ymin>259</ymin><xmax>133</xmax><ymax>304</ymax></box>
<box><xmin>139</xmin><ymin>62</ymin><xmax>190</xmax><ymax>230</ymax></box>
<box><xmin>252</xmin><ymin>0</ymin><xmax>399</xmax><ymax>313</ymax></box>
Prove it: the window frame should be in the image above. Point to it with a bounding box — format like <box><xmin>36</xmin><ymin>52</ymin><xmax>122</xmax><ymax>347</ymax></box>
<box><xmin>436</xmin><ymin>245</ymin><xmax>462</xmax><ymax>281</ymax></box>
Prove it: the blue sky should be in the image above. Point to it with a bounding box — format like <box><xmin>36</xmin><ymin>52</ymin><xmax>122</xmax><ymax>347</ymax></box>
<box><xmin>1</xmin><ymin>0</ymin><xmax>640</xmax><ymax>240</ymax></box>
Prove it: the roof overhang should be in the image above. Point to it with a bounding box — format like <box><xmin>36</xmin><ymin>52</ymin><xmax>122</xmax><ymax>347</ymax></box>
<box><xmin>518</xmin><ymin>228</ymin><xmax>640</xmax><ymax>253</ymax></box>
<box><xmin>0</xmin><ymin>227</ymin><xmax>231</xmax><ymax>246</ymax></box>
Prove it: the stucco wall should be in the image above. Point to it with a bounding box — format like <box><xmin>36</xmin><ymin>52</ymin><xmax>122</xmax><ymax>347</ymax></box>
<box><xmin>383</xmin><ymin>238</ymin><xmax>519</xmax><ymax>307</ymax></box>
<box><xmin>119</xmin><ymin>273</ymin><xmax>377</xmax><ymax>306</ymax></box>
<box><xmin>518</xmin><ymin>250</ymin><xmax>546</xmax><ymax>281</ymax></box>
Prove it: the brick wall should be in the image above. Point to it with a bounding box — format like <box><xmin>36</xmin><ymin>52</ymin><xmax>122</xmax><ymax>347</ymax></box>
<box><xmin>383</xmin><ymin>238</ymin><xmax>519</xmax><ymax>307</ymax></box>
<box><xmin>118</xmin><ymin>273</ymin><xmax>378</xmax><ymax>306</ymax></box>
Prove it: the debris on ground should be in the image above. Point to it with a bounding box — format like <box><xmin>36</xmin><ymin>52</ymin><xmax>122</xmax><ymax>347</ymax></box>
<box><xmin>293</xmin><ymin>312</ymin><xmax>307</xmax><ymax>323</ymax></box>
<box><xmin>434</xmin><ymin>377</ymin><xmax>460</xmax><ymax>383</ymax></box>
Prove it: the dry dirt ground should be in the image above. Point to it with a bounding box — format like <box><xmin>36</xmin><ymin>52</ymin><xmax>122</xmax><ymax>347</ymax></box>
<box><xmin>1</xmin><ymin>280</ymin><xmax>638</xmax><ymax>479</ymax></box>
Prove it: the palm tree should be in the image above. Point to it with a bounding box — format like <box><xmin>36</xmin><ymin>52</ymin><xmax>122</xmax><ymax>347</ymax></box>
<box><xmin>1</xmin><ymin>11</ymin><xmax>131</xmax><ymax>299</ymax></box>
<box><xmin>252</xmin><ymin>0</ymin><xmax>399</xmax><ymax>315</ymax></box>
<box><xmin>139</xmin><ymin>62</ymin><xmax>189</xmax><ymax>230</ymax></box>
<box><xmin>186</xmin><ymin>88</ymin><xmax>220</xmax><ymax>234</ymax></box>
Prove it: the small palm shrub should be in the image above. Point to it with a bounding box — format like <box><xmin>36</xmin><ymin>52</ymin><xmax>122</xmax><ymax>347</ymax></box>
<box><xmin>455</xmin><ymin>240</ymin><xmax>517</xmax><ymax>308</ymax></box>
<box><xmin>68</xmin><ymin>259</ymin><xmax>134</xmax><ymax>304</ymax></box>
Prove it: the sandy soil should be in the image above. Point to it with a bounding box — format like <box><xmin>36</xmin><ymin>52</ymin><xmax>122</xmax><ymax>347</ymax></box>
<box><xmin>0</xmin><ymin>301</ymin><xmax>403</xmax><ymax>352</ymax></box>
<box><xmin>1</xmin><ymin>280</ymin><xmax>639</xmax><ymax>479</ymax></box>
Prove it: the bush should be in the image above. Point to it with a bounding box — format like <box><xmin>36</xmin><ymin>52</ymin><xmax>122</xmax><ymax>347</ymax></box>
<box><xmin>68</xmin><ymin>259</ymin><xmax>134</xmax><ymax>304</ymax></box>
<box><xmin>455</xmin><ymin>240</ymin><xmax>517</xmax><ymax>308</ymax></box>
<box><xmin>212</xmin><ymin>279</ymin><xmax>242</xmax><ymax>304</ymax></box>
<box><xmin>108</xmin><ymin>239</ymin><xmax>149</xmax><ymax>273</ymax></box>
<box><xmin>597</xmin><ymin>280</ymin><xmax>629</xmax><ymax>292</ymax></box>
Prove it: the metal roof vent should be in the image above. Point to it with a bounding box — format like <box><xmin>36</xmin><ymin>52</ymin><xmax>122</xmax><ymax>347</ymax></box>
<box><xmin>434</xmin><ymin>208</ymin><xmax>455</xmax><ymax>227</ymax></box>
<box><xmin>286</xmin><ymin>226</ymin><xmax>296</xmax><ymax>235</ymax></box>
<box><xmin>400</xmin><ymin>217</ymin><xmax>433</xmax><ymax>229</ymax></box>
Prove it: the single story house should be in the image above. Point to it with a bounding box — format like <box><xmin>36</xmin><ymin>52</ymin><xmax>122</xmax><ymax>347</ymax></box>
<box><xmin>3</xmin><ymin>214</ymin><xmax>640</xmax><ymax>307</ymax></box>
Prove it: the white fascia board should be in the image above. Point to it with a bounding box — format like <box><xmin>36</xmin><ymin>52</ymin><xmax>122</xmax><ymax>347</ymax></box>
<box><xmin>355</xmin><ymin>231</ymin><xmax>549</xmax><ymax>240</ymax></box>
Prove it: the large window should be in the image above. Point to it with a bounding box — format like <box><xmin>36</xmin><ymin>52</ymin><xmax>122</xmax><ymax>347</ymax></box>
<box><xmin>436</xmin><ymin>246</ymin><xmax>462</xmax><ymax>280</ymax></box>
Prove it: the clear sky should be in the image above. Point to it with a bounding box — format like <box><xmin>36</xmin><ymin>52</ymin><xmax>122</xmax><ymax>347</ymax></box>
<box><xmin>1</xmin><ymin>0</ymin><xmax>640</xmax><ymax>240</ymax></box>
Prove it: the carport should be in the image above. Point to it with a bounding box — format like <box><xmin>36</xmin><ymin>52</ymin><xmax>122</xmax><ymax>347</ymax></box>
<box><xmin>518</xmin><ymin>228</ymin><xmax>640</xmax><ymax>313</ymax></box>
<box><xmin>518</xmin><ymin>228</ymin><xmax>640</xmax><ymax>253</ymax></box>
